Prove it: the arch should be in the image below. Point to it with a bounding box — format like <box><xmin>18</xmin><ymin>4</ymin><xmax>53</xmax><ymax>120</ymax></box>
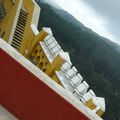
<box><xmin>39</xmin><ymin>62</ymin><xmax>43</xmax><ymax>69</ymax></box>
<box><xmin>34</xmin><ymin>55</ymin><xmax>40</xmax><ymax>64</ymax></box>
<box><xmin>43</xmin><ymin>68</ymin><xmax>47</xmax><ymax>73</ymax></box>
<box><xmin>45</xmin><ymin>62</ymin><xmax>48</xmax><ymax>66</ymax></box>
<box><xmin>42</xmin><ymin>55</ymin><xmax>44</xmax><ymax>59</ymax></box>
<box><xmin>32</xmin><ymin>48</ymin><xmax>38</xmax><ymax>58</ymax></box>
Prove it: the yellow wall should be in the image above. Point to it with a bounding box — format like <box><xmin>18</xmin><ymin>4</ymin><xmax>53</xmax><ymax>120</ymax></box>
<box><xmin>19</xmin><ymin>0</ymin><xmax>36</xmax><ymax>54</ymax></box>
<box><xmin>0</xmin><ymin>0</ymin><xmax>20</xmax><ymax>41</ymax></box>
<box><xmin>30</xmin><ymin>43</ymin><xmax>65</xmax><ymax>84</ymax></box>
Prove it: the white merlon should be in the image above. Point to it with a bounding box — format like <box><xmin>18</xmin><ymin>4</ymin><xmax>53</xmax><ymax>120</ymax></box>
<box><xmin>92</xmin><ymin>97</ymin><xmax>105</xmax><ymax>112</ymax></box>
<box><xmin>45</xmin><ymin>36</ymin><xmax>55</xmax><ymax>45</ymax></box>
<box><xmin>65</xmin><ymin>66</ymin><xmax>78</xmax><ymax>80</ymax></box>
<box><xmin>81</xmin><ymin>89</ymin><xmax>96</xmax><ymax>104</ymax></box>
<box><xmin>73</xmin><ymin>81</ymin><xmax>89</xmax><ymax>98</ymax></box>
<box><xmin>48</xmin><ymin>41</ymin><xmax>57</xmax><ymax>49</ymax></box>
<box><xmin>40</xmin><ymin>41</ymin><xmax>62</xmax><ymax>63</ymax></box>
<box><xmin>69</xmin><ymin>73</ymin><xmax>83</xmax><ymax>88</ymax></box>
<box><xmin>61</xmin><ymin>62</ymin><xmax>72</xmax><ymax>72</ymax></box>
<box><xmin>31</xmin><ymin>24</ymin><xmax>39</xmax><ymax>36</ymax></box>
<box><xmin>44</xmin><ymin>37</ymin><xmax>54</xmax><ymax>45</ymax></box>
<box><xmin>43</xmin><ymin>27</ymin><xmax>53</xmax><ymax>36</ymax></box>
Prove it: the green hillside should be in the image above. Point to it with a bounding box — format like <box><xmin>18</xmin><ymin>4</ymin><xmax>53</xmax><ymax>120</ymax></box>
<box><xmin>37</xmin><ymin>1</ymin><xmax>120</xmax><ymax>120</ymax></box>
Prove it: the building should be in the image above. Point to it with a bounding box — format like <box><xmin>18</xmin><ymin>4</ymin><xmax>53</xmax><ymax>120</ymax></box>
<box><xmin>25</xmin><ymin>27</ymin><xmax>105</xmax><ymax>117</ymax></box>
<box><xmin>0</xmin><ymin>0</ymin><xmax>40</xmax><ymax>54</ymax></box>
<box><xmin>0</xmin><ymin>0</ymin><xmax>105</xmax><ymax>119</ymax></box>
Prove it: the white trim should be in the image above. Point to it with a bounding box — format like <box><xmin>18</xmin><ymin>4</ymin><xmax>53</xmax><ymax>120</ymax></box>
<box><xmin>31</xmin><ymin>0</ymin><xmax>41</xmax><ymax>27</ymax></box>
<box><xmin>8</xmin><ymin>0</ymin><xmax>23</xmax><ymax>45</ymax></box>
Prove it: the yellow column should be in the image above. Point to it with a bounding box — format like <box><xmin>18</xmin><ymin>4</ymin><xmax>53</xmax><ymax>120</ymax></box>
<box><xmin>25</xmin><ymin>30</ymin><xmax>48</xmax><ymax>58</ymax></box>
<box><xmin>46</xmin><ymin>54</ymin><xmax>65</xmax><ymax>77</ymax></box>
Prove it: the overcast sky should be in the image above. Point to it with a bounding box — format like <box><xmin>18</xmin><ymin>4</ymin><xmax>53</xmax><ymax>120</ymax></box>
<box><xmin>42</xmin><ymin>0</ymin><xmax>120</xmax><ymax>44</ymax></box>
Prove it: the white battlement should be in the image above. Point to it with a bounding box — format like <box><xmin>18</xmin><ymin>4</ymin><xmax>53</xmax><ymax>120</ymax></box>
<box><xmin>29</xmin><ymin>26</ymin><xmax>106</xmax><ymax>118</ymax></box>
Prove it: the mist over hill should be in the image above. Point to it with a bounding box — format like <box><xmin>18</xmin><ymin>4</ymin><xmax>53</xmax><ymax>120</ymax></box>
<box><xmin>37</xmin><ymin>1</ymin><xmax>120</xmax><ymax>120</ymax></box>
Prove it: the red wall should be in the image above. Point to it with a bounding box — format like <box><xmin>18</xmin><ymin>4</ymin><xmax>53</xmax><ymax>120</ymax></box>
<box><xmin>0</xmin><ymin>48</ymin><xmax>90</xmax><ymax>120</ymax></box>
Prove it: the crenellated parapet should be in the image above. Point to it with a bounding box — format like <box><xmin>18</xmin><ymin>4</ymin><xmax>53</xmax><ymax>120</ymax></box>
<box><xmin>25</xmin><ymin>26</ymin><xmax>105</xmax><ymax>117</ymax></box>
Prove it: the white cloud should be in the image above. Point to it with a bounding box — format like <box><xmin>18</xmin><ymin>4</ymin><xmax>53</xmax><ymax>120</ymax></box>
<box><xmin>43</xmin><ymin>0</ymin><xmax>118</xmax><ymax>44</ymax></box>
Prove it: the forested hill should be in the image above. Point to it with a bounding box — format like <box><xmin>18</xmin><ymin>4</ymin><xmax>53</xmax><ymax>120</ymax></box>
<box><xmin>37</xmin><ymin>1</ymin><xmax>120</xmax><ymax>120</ymax></box>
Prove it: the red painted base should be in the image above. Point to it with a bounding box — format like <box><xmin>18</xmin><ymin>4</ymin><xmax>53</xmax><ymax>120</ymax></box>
<box><xmin>0</xmin><ymin>48</ymin><xmax>90</xmax><ymax>120</ymax></box>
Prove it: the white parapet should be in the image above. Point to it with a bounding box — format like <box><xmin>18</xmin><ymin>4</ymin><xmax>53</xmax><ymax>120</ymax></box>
<box><xmin>31</xmin><ymin>0</ymin><xmax>41</xmax><ymax>27</ymax></box>
<box><xmin>55</xmin><ymin>66</ymin><xmax>83</xmax><ymax>93</ymax></box>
